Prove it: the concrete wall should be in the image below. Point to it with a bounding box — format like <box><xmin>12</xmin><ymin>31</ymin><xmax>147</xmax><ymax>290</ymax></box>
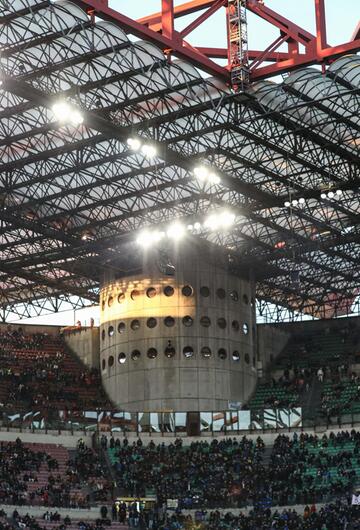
<box><xmin>99</xmin><ymin>246</ymin><xmax>257</xmax><ymax>411</ymax></box>
<box><xmin>64</xmin><ymin>327</ymin><xmax>100</xmax><ymax>369</ymax></box>
<box><xmin>0</xmin><ymin>323</ymin><xmax>61</xmax><ymax>336</ymax></box>
<box><xmin>256</xmin><ymin>323</ymin><xmax>291</xmax><ymax>376</ymax></box>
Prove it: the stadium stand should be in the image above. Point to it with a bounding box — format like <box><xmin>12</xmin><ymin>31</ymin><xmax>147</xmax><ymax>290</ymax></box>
<box><xmin>0</xmin><ymin>329</ymin><xmax>111</xmax><ymax>411</ymax></box>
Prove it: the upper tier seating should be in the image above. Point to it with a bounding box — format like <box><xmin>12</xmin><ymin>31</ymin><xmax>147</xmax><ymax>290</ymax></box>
<box><xmin>0</xmin><ymin>329</ymin><xmax>111</xmax><ymax>411</ymax></box>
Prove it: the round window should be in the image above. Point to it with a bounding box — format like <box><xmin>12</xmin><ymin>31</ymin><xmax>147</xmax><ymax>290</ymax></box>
<box><xmin>146</xmin><ymin>287</ymin><xmax>156</xmax><ymax>298</ymax></box>
<box><xmin>101</xmin><ymin>300</ymin><xmax>105</xmax><ymax>311</ymax></box>
<box><xmin>131</xmin><ymin>350</ymin><xmax>141</xmax><ymax>361</ymax></box>
<box><xmin>131</xmin><ymin>319</ymin><xmax>140</xmax><ymax>331</ymax></box>
<box><xmin>216</xmin><ymin>288</ymin><xmax>226</xmax><ymax>299</ymax></box>
<box><xmin>200</xmin><ymin>286</ymin><xmax>210</xmax><ymax>297</ymax></box>
<box><xmin>118</xmin><ymin>293</ymin><xmax>125</xmax><ymax>304</ymax></box>
<box><xmin>108</xmin><ymin>355</ymin><xmax>114</xmax><ymax>367</ymax></box>
<box><xmin>230</xmin><ymin>290</ymin><xmax>238</xmax><ymax>302</ymax></box>
<box><xmin>108</xmin><ymin>326</ymin><xmax>114</xmax><ymax>337</ymax></box>
<box><xmin>165</xmin><ymin>342</ymin><xmax>176</xmax><ymax>358</ymax></box>
<box><xmin>183</xmin><ymin>346</ymin><xmax>194</xmax><ymax>359</ymax></box>
<box><xmin>101</xmin><ymin>359</ymin><xmax>106</xmax><ymax>370</ymax></box>
<box><xmin>245</xmin><ymin>353</ymin><xmax>250</xmax><ymax>364</ymax></box>
<box><xmin>147</xmin><ymin>317</ymin><xmax>157</xmax><ymax>329</ymax></box>
<box><xmin>108</xmin><ymin>295</ymin><xmax>114</xmax><ymax>307</ymax></box>
<box><xmin>164</xmin><ymin>285</ymin><xmax>174</xmax><ymax>297</ymax></box>
<box><xmin>164</xmin><ymin>316</ymin><xmax>175</xmax><ymax>327</ymax></box>
<box><xmin>182</xmin><ymin>285</ymin><xmax>193</xmax><ymax>297</ymax></box>
<box><xmin>101</xmin><ymin>329</ymin><xmax>105</xmax><ymax>341</ymax></box>
<box><xmin>243</xmin><ymin>323</ymin><xmax>249</xmax><ymax>335</ymax></box>
<box><xmin>147</xmin><ymin>348</ymin><xmax>158</xmax><ymax>359</ymax></box>
<box><xmin>217</xmin><ymin>318</ymin><xmax>227</xmax><ymax>329</ymax></box>
<box><xmin>243</xmin><ymin>294</ymin><xmax>249</xmax><ymax>305</ymax></box>
<box><xmin>232</xmin><ymin>351</ymin><xmax>240</xmax><ymax>362</ymax></box>
<box><xmin>182</xmin><ymin>315</ymin><xmax>193</xmax><ymax>327</ymax></box>
<box><xmin>232</xmin><ymin>320</ymin><xmax>240</xmax><ymax>332</ymax></box>
<box><xmin>201</xmin><ymin>347</ymin><xmax>211</xmax><ymax>359</ymax></box>
<box><xmin>118</xmin><ymin>322</ymin><xmax>126</xmax><ymax>334</ymax></box>
<box><xmin>131</xmin><ymin>289</ymin><xmax>140</xmax><ymax>300</ymax></box>
<box><xmin>118</xmin><ymin>352</ymin><xmax>126</xmax><ymax>364</ymax></box>
<box><xmin>200</xmin><ymin>316</ymin><xmax>211</xmax><ymax>328</ymax></box>
<box><xmin>218</xmin><ymin>348</ymin><xmax>227</xmax><ymax>360</ymax></box>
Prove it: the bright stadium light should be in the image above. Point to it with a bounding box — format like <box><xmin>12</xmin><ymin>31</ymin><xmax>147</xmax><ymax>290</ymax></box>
<box><xmin>71</xmin><ymin>110</ymin><xmax>84</xmax><ymax>125</ymax></box>
<box><xmin>127</xmin><ymin>137</ymin><xmax>141</xmax><ymax>151</ymax></box>
<box><xmin>166</xmin><ymin>223</ymin><xmax>185</xmax><ymax>241</ymax></box>
<box><xmin>136</xmin><ymin>230</ymin><xmax>164</xmax><ymax>248</ymax></box>
<box><xmin>208</xmin><ymin>172</ymin><xmax>221</xmax><ymax>185</ymax></box>
<box><xmin>141</xmin><ymin>144</ymin><xmax>157</xmax><ymax>158</ymax></box>
<box><xmin>292</xmin><ymin>199</ymin><xmax>298</xmax><ymax>206</ymax></box>
<box><xmin>52</xmin><ymin>101</ymin><xmax>72</xmax><ymax>122</ymax></box>
<box><xmin>219</xmin><ymin>210</ymin><xmax>235</xmax><ymax>228</ymax></box>
<box><xmin>284</xmin><ymin>201</ymin><xmax>291</xmax><ymax>207</ymax></box>
<box><xmin>194</xmin><ymin>165</ymin><xmax>209</xmax><ymax>181</ymax></box>
<box><xmin>298</xmin><ymin>197</ymin><xmax>305</xmax><ymax>205</ymax></box>
<box><xmin>336</xmin><ymin>189</ymin><xmax>343</xmax><ymax>196</ymax></box>
<box><xmin>52</xmin><ymin>101</ymin><xmax>83</xmax><ymax>125</ymax></box>
<box><xmin>320</xmin><ymin>193</ymin><xmax>327</xmax><ymax>199</ymax></box>
<box><xmin>194</xmin><ymin>222</ymin><xmax>201</xmax><ymax>230</ymax></box>
<box><xmin>328</xmin><ymin>191</ymin><xmax>334</xmax><ymax>199</ymax></box>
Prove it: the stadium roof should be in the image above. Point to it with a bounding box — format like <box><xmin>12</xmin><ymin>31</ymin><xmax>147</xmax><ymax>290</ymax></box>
<box><xmin>0</xmin><ymin>0</ymin><xmax>360</xmax><ymax>320</ymax></box>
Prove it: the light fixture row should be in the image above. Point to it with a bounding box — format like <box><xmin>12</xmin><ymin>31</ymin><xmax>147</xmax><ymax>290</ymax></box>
<box><xmin>127</xmin><ymin>137</ymin><xmax>157</xmax><ymax>159</ymax></box>
<box><xmin>51</xmin><ymin>101</ymin><xmax>83</xmax><ymax>126</ymax></box>
<box><xmin>136</xmin><ymin>211</ymin><xmax>236</xmax><ymax>248</ymax></box>
<box><xmin>193</xmin><ymin>165</ymin><xmax>221</xmax><ymax>186</ymax></box>
<box><xmin>284</xmin><ymin>189</ymin><xmax>344</xmax><ymax>208</ymax></box>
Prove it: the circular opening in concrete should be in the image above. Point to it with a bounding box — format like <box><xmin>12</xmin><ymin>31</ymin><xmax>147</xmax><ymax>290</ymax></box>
<box><xmin>200</xmin><ymin>316</ymin><xmax>211</xmax><ymax>327</ymax></box>
<box><xmin>131</xmin><ymin>319</ymin><xmax>140</xmax><ymax>331</ymax></box>
<box><xmin>201</xmin><ymin>346</ymin><xmax>212</xmax><ymax>359</ymax></box>
<box><xmin>216</xmin><ymin>288</ymin><xmax>226</xmax><ymax>299</ymax></box>
<box><xmin>164</xmin><ymin>316</ymin><xmax>175</xmax><ymax>327</ymax></box>
<box><xmin>118</xmin><ymin>322</ymin><xmax>126</xmax><ymax>334</ymax></box>
<box><xmin>164</xmin><ymin>285</ymin><xmax>174</xmax><ymax>297</ymax></box>
<box><xmin>118</xmin><ymin>352</ymin><xmax>126</xmax><ymax>364</ymax></box>
<box><xmin>200</xmin><ymin>286</ymin><xmax>210</xmax><ymax>297</ymax></box>
<box><xmin>101</xmin><ymin>329</ymin><xmax>105</xmax><ymax>341</ymax></box>
<box><xmin>182</xmin><ymin>285</ymin><xmax>193</xmax><ymax>297</ymax></box>
<box><xmin>165</xmin><ymin>342</ymin><xmax>176</xmax><ymax>358</ymax></box>
<box><xmin>131</xmin><ymin>289</ymin><xmax>140</xmax><ymax>300</ymax></box>
<box><xmin>146</xmin><ymin>287</ymin><xmax>157</xmax><ymax>298</ymax></box>
<box><xmin>147</xmin><ymin>348</ymin><xmax>158</xmax><ymax>359</ymax></box>
<box><xmin>101</xmin><ymin>299</ymin><xmax>105</xmax><ymax>310</ymax></box>
<box><xmin>131</xmin><ymin>349</ymin><xmax>141</xmax><ymax>361</ymax></box>
<box><xmin>243</xmin><ymin>323</ymin><xmax>249</xmax><ymax>335</ymax></box>
<box><xmin>118</xmin><ymin>292</ymin><xmax>125</xmax><ymax>304</ymax></box>
<box><xmin>217</xmin><ymin>317</ymin><xmax>227</xmax><ymax>329</ymax></box>
<box><xmin>232</xmin><ymin>320</ymin><xmax>240</xmax><ymax>331</ymax></box>
<box><xmin>230</xmin><ymin>290</ymin><xmax>238</xmax><ymax>302</ymax></box>
<box><xmin>183</xmin><ymin>346</ymin><xmax>194</xmax><ymax>359</ymax></box>
<box><xmin>232</xmin><ymin>350</ymin><xmax>240</xmax><ymax>362</ymax></box>
<box><xmin>108</xmin><ymin>355</ymin><xmax>114</xmax><ymax>367</ymax></box>
<box><xmin>182</xmin><ymin>315</ymin><xmax>193</xmax><ymax>327</ymax></box>
<box><xmin>243</xmin><ymin>294</ymin><xmax>249</xmax><ymax>305</ymax></box>
<box><xmin>218</xmin><ymin>348</ymin><xmax>227</xmax><ymax>360</ymax></box>
<box><xmin>108</xmin><ymin>326</ymin><xmax>114</xmax><ymax>337</ymax></box>
<box><xmin>108</xmin><ymin>295</ymin><xmax>114</xmax><ymax>307</ymax></box>
<box><xmin>101</xmin><ymin>359</ymin><xmax>106</xmax><ymax>370</ymax></box>
<box><xmin>147</xmin><ymin>317</ymin><xmax>157</xmax><ymax>329</ymax></box>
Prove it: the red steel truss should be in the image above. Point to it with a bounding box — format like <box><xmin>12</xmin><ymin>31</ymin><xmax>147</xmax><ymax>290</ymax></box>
<box><xmin>72</xmin><ymin>0</ymin><xmax>360</xmax><ymax>84</ymax></box>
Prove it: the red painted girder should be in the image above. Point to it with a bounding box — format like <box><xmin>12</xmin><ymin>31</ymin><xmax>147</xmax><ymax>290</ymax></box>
<box><xmin>70</xmin><ymin>0</ymin><xmax>229</xmax><ymax>80</ymax></box>
<box><xmin>197</xmin><ymin>47</ymin><xmax>290</xmax><ymax>61</ymax></box>
<box><xmin>352</xmin><ymin>21</ymin><xmax>360</xmax><ymax>41</ymax></box>
<box><xmin>180</xmin><ymin>0</ymin><xmax>226</xmax><ymax>39</ymax></box>
<box><xmin>139</xmin><ymin>0</ymin><xmax>315</xmax><ymax>47</ymax></box>
<box><xmin>251</xmin><ymin>39</ymin><xmax>360</xmax><ymax>80</ymax></box>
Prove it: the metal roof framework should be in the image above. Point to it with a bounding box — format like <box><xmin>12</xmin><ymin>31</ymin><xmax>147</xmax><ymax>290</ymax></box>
<box><xmin>0</xmin><ymin>0</ymin><xmax>360</xmax><ymax>321</ymax></box>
